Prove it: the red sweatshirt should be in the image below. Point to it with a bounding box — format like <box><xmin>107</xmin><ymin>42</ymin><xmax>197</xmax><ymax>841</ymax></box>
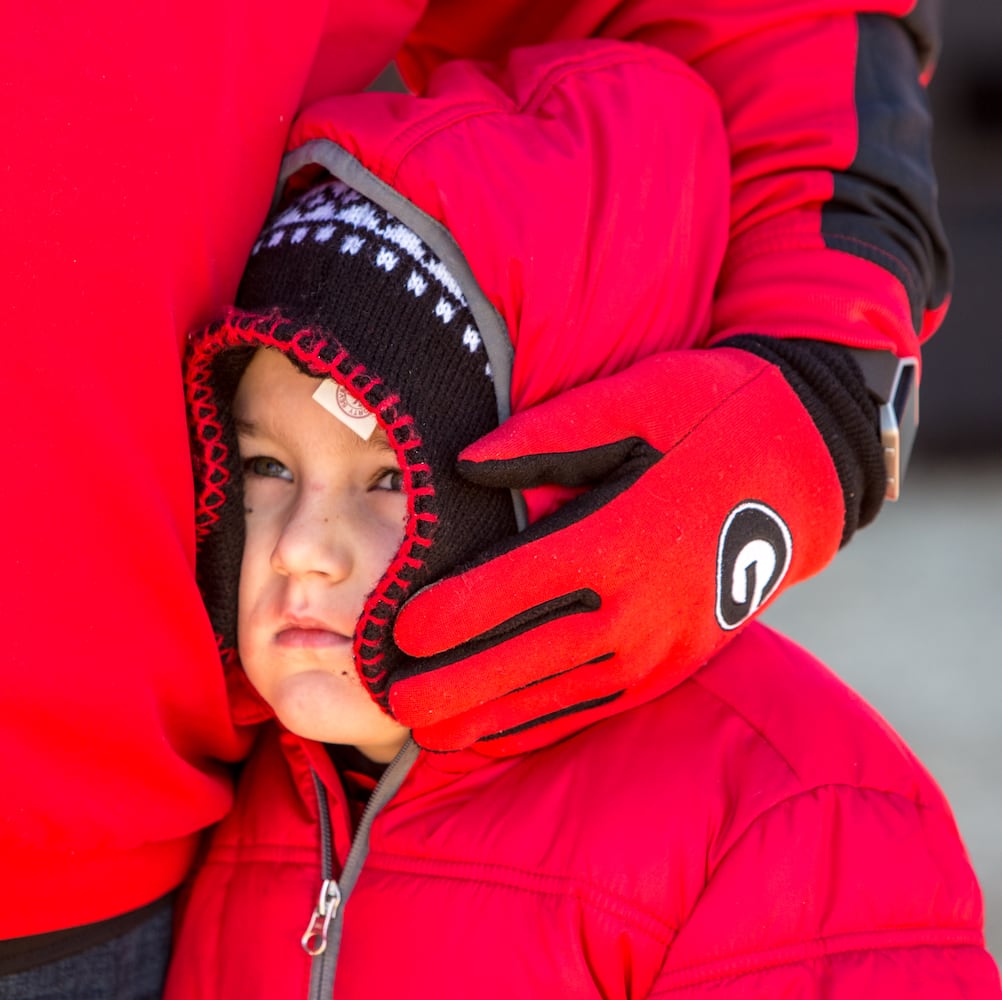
<box><xmin>0</xmin><ymin>0</ymin><xmax>418</xmax><ymax>936</ymax></box>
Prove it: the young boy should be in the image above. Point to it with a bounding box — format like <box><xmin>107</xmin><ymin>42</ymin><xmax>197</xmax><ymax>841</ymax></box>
<box><xmin>167</xmin><ymin>41</ymin><xmax>999</xmax><ymax>998</ymax></box>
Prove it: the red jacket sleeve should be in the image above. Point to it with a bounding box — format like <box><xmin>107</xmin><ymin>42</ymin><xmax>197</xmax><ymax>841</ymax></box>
<box><xmin>400</xmin><ymin>0</ymin><xmax>949</xmax><ymax>362</ymax></box>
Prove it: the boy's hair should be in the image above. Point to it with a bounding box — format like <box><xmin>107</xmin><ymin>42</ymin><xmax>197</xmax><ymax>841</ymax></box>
<box><xmin>186</xmin><ymin>179</ymin><xmax>518</xmax><ymax>707</ymax></box>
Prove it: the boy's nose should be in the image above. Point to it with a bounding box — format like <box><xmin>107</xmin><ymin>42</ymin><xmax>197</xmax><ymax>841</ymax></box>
<box><xmin>270</xmin><ymin>488</ymin><xmax>353</xmax><ymax>583</ymax></box>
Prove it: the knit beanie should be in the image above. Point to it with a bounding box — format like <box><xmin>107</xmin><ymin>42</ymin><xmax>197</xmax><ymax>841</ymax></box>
<box><xmin>186</xmin><ymin>178</ymin><xmax>519</xmax><ymax>709</ymax></box>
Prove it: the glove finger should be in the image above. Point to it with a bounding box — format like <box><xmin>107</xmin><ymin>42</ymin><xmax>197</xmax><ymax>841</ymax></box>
<box><xmin>395</xmin><ymin>472</ymin><xmax>669</xmax><ymax>662</ymax></box>
<box><xmin>389</xmin><ymin>610</ymin><xmax>621</xmax><ymax>726</ymax></box>
<box><xmin>410</xmin><ymin>622</ymin><xmax>729</xmax><ymax>754</ymax></box>
<box><xmin>458</xmin><ymin>436</ymin><xmax>659</xmax><ymax>492</ymax></box>
<box><xmin>459</xmin><ymin>377</ymin><xmax>635</xmax><ymax>467</ymax></box>
<box><xmin>394</xmin><ymin>512</ymin><xmax>614</xmax><ymax>658</ymax></box>
<box><xmin>407</xmin><ymin>656</ymin><xmax>630</xmax><ymax>753</ymax></box>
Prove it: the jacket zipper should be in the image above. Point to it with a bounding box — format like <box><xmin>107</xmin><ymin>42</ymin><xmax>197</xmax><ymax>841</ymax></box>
<box><xmin>301</xmin><ymin>770</ymin><xmax>339</xmax><ymax>957</ymax></box>
<box><xmin>305</xmin><ymin>739</ymin><xmax>420</xmax><ymax>999</ymax></box>
<box><xmin>301</xmin><ymin>878</ymin><xmax>341</xmax><ymax>956</ymax></box>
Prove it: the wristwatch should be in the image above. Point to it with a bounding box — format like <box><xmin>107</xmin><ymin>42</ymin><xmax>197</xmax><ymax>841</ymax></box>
<box><xmin>849</xmin><ymin>349</ymin><xmax>918</xmax><ymax>501</ymax></box>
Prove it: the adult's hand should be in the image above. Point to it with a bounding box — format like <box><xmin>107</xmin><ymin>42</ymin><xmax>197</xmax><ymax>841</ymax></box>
<box><xmin>390</xmin><ymin>348</ymin><xmax>845</xmax><ymax>753</ymax></box>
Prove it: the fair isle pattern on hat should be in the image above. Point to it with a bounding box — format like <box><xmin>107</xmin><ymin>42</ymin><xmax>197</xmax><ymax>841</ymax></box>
<box><xmin>250</xmin><ymin>180</ymin><xmax>493</xmax><ymax>380</ymax></box>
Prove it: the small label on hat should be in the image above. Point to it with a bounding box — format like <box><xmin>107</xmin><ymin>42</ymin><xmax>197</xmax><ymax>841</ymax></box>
<box><xmin>312</xmin><ymin>380</ymin><xmax>378</xmax><ymax>441</ymax></box>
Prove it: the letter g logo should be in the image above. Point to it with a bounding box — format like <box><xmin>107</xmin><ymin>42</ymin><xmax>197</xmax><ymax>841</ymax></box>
<box><xmin>715</xmin><ymin>501</ymin><xmax>792</xmax><ymax>630</ymax></box>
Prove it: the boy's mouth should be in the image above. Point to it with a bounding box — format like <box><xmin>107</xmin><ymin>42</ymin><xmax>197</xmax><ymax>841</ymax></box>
<box><xmin>274</xmin><ymin>627</ymin><xmax>349</xmax><ymax>650</ymax></box>
<box><xmin>274</xmin><ymin>614</ymin><xmax>353</xmax><ymax>649</ymax></box>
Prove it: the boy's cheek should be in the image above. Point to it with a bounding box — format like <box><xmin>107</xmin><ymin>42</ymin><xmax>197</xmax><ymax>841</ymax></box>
<box><xmin>239</xmin><ymin>532</ymin><xmax>276</xmax><ymax>605</ymax></box>
<box><xmin>239</xmin><ymin>647</ymin><xmax>274</xmax><ymax>702</ymax></box>
<box><xmin>236</xmin><ymin>571</ymin><xmax>275</xmax><ymax>674</ymax></box>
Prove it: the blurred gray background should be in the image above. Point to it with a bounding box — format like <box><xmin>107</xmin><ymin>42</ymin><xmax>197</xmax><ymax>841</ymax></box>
<box><xmin>767</xmin><ymin>0</ymin><xmax>1001</xmax><ymax>959</ymax></box>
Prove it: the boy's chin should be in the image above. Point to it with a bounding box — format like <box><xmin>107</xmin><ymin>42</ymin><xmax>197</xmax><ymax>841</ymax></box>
<box><xmin>262</xmin><ymin>668</ymin><xmax>409</xmax><ymax>761</ymax></box>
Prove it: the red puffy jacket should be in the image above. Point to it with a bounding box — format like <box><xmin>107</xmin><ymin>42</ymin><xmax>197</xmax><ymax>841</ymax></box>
<box><xmin>166</xmin><ymin>40</ymin><xmax>997</xmax><ymax>998</ymax></box>
<box><xmin>166</xmin><ymin>625</ymin><xmax>998</xmax><ymax>997</ymax></box>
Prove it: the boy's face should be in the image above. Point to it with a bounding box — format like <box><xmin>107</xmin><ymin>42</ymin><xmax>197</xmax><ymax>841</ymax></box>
<box><xmin>233</xmin><ymin>348</ymin><xmax>410</xmax><ymax>763</ymax></box>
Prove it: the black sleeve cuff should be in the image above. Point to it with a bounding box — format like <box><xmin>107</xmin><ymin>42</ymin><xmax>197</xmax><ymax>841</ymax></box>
<box><xmin>715</xmin><ymin>335</ymin><xmax>887</xmax><ymax>546</ymax></box>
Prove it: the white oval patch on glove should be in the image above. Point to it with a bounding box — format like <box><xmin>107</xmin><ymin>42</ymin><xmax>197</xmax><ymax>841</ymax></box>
<box><xmin>715</xmin><ymin>501</ymin><xmax>792</xmax><ymax>630</ymax></box>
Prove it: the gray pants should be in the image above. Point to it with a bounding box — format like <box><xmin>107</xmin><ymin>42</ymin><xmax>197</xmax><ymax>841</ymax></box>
<box><xmin>0</xmin><ymin>903</ymin><xmax>172</xmax><ymax>1000</ymax></box>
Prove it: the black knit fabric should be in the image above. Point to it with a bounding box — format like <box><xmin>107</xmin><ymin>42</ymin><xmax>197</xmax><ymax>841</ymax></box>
<box><xmin>716</xmin><ymin>335</ymin><xmax>886</xmax><ymax>545</ymax></box>
<box><xmin>188</xmin><ymin>180</ymin><xmax>518</xmax><ymax>706</ymax></box>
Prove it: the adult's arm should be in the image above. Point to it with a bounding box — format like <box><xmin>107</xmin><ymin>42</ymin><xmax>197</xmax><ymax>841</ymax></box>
<box><xmin>386</xmin><ymin>1</ymin><xmax>949</xmax><ymax>752</ymax></box>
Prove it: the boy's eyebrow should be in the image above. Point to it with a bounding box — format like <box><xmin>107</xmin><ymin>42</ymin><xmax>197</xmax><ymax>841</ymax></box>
<box><xmin>234</xmin><ymin>413</ymin><xmax>397</xmax><ymax>456</ymax></box>
<box><xmin>367</xmin><ymin>433</ymin><xmax>396</xmax><ymax>455</ymax></box>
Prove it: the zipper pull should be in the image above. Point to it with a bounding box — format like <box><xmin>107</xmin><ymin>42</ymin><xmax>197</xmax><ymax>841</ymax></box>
<box><xmin>301</xmin><ymin>878</ymin><xmax>341</xmax><ymax>956</ymax></box>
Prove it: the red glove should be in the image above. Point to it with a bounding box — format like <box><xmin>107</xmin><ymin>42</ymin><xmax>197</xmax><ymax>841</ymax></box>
<box><xmin>390</xmin><ymin>348</ymin><xmax>844</xmax><ymax>753</ymax></box>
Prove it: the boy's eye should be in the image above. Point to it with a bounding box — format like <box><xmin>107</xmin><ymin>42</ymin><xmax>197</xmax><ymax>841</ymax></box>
<box><xmin>243</xmin><ymin>456</ymin><xmax>292</xmax><ymax>481</ymax></box>
<box><xmin>374</xmin><ymin>469</ymin><xmax>404</xmax><ymax>493</ymax></box>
